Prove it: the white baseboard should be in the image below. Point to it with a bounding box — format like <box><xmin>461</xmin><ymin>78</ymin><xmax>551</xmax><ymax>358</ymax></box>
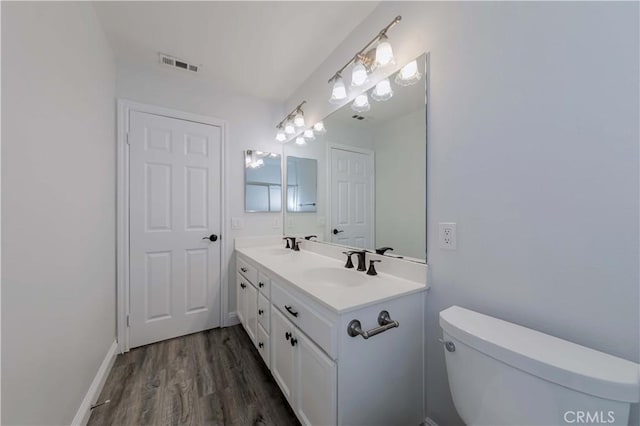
<box><xmin>71</xmin><ymin>340</ymin><xmax>118</xmax><ymax>426</ymax></box>
<box><xmin>225</xmin><ymin>311</ymin><xmax>240</xmax><ymax>327</ymax></box>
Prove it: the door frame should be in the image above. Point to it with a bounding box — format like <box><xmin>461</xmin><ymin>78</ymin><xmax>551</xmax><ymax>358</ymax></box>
<box><xmin>116</xmin><ymin>99</ymin><xmax>228</xmax><ymax>353</ymax></box>
<box><xmin>326</xmin><ymin>143</ymin><xmax>375</xmax><ymax>248</ymax></box>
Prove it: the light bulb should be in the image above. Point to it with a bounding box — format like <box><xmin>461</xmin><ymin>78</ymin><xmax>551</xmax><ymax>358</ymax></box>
<box><xmin>275</xmin><ymin>129</ymin><xmax>286</xmax><ymax>142</ymax></box>
<box><xmin>330</xmin><ymin>76</ymin><xmax>347</xmax><ymax>103</ymax></box>
<box><xmin>351</xmin><ymin>59</ymin><xmax>368</xmax><ymax>87</ymax></box>
<box><xmin>284</xmin><ymin>120</ymin><xmax>295</xmax><ymax>134</ymax></box>
<box><xmin>375</xmin><ymin>35</ymin><xmax>394</xmax><ymax>67</ymax></box>
<box><xmin>295</xmin><ymin>136</ymin><xmax>306</xmax><ymax>145</ymax></box>
<box><xmin>303</xmin><ymin>129</ymin><xmax>315</xmax><ymax>140</ymax></box>
<box><xmin>371</xmin><ymin>78</ymin><xmax>393</xmax><ymax>101</ymax></box>
<box><xmin>395</xmin><ymin>60</ymin><xmax>421</xmax><ymax>86</ymax></box>
<box><xmin>294</xmin><ymin>110</ymin><xmax>305</xmax><ymax>128</ymax></box>
<box><xmin>351</xmin><ymin>93</ymin><xmax>370</xmax><ymax>113</ymax></box>
<box><xmin>313</xmin><ymin>121</ymin><xmax>326</xmax><ymax>134</ymax></box>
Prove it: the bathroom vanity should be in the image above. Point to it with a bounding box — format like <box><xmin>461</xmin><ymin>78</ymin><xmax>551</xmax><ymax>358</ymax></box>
<box><xmin>234</xmin><ymin>237</ymin><xmax>427</xmax><ymax>426</ymax></box>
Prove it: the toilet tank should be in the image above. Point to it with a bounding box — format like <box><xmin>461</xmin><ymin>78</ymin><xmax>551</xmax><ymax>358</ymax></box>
<box><xmin>439</xmin><ymin>306</ymin><xmax>640</xmax><ymax>426</ymax></box>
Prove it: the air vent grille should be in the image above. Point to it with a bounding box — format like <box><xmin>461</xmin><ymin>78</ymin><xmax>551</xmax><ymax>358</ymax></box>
<box><xmin>159</xmin><ymin>54</ymin><xmax>199</xmax><ymax>73</ymax></box>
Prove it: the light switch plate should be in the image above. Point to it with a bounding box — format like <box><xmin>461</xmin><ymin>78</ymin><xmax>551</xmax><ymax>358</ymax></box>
<box><xmin>231</xmin><ymin>217</ymin><xmax>244</xmax><ymax>230</ymax></box>
<box><xmin>439</xmin><ymin>223</ymin><xmax>456</xmax><ymax>250</ymax></box>
<box><xmin>272</xmin><ymin>217</ymin><xmax>280</xmax><ymax>229</ymax></box>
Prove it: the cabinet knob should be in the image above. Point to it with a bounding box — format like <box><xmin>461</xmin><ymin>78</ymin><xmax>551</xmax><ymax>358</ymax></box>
<box><xmin>259</xmin><ymin>282</ymin><xmax>264</xmax><ymax>288</ymax></box>
<box><xmin>240</xmin><ymin>282</ymin><xmax>246</xmax><ymax>289</ymax></box>
<box><xmin>285</xmin><ymin>332</ymin><xmax>291</xmax><ymax>341</ymax></box>
<box><xmin>290</xmin><ymin>337</ymin><xmax>298</xmax><ymax>347</ymax></box>
<box><xmin>240</xmin><ymin>267</ymin><xmax>248</xmax><ymax>273</ymax></box>
<box><xmin>258</xmin><ymin>309</ymin><xmax>264</xmax><ymax>315</ymax></box>
<box><xmin>258</xmin><ymin>342</ymin><xmax>264</xmax><ymax>349</ymax></box>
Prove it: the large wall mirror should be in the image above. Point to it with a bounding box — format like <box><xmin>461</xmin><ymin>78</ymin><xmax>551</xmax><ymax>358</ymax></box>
<box><xmin>245</xmin><ymin>150</ymin><xmax>282</xmax><ymax>212</ymax></box>
<box><xmin>284</xmin><ymin>54</ymin><xmax>427</xmax><ymax>261</ymax></box>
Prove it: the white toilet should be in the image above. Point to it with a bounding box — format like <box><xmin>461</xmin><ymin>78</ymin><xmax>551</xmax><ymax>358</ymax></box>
<box><xmin>440</xmin><ymin>306</ymin><xmax>640</xmax><ymax>426</ymax></box>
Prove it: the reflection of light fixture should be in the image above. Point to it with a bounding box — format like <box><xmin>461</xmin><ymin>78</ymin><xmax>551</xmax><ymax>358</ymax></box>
<box><xmin>351</xmin><ymin>93</ymin><xmax>370</xmax><ymax>112</ymax></box>
<box><xmin>284</xmin><ymin>120</ymin><xmax>295</xmax><ymax>134</ymax></box>
<box><xmin>371</xmin><ymin>78</ymin><xmax>393</xmax><ymax>101</ymax></box>
<box><xmin>303</xmin><ymin>129</ymin><xmax>315</xmax><ymax>140</ymax></box>
<box><xmin>313</xmin><ymin>121</ymin><xmax>327</xmax><ymax>134</ymax></box>
<box><xmin>327</xmin><ymin>16</ymin><xmax>401</xmax><ymax>103</ymax></box>
<box><xmin>395</xmin><ymin>60</ymin><xmax>421</xmax><ymax>86</ymax></box>
<box><xmin>275</xmin><ymin>100</ymin><xmax>306</xmax><ymax>140</ymax></box>
<box><xmin>245</xmin><ymin>150</ymin><xmax>269</xmax><ymax>169</ymax></box>
<box><xmin>351</xmin><ymin>58</ymin><xmax>368</xmax><ymax>88</ymax></box>
<box><xmin>375</xmin><ymin>34</ymin><xmax>395</xmax><ymax>67</ymax></box>
<box><xmin>329</xmin><ymin>75</ymin><xmax>347</xmax><ymax>104</ymax></box>
<box><xmin>294</xmin><ymin>109</ymin><xmax>305</xmax><ymax>128</ymax></box>
<box><xmin>295</xmin><ymin>136</ymin><xmax>306</xmax><ymax>145</ymax></box>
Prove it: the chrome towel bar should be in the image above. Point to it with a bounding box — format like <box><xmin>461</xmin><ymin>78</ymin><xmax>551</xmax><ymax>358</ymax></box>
<box><xmin>347</xmin><ymin>310</ymin><xmax>399</xmax><ymax>339</ymax></box>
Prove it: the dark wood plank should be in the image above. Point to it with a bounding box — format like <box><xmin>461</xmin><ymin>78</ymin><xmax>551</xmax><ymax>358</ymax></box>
<box><xmin>88</xmin><ymin>326</ymin><xmax>300</xmax><ymax>426</ymax></box>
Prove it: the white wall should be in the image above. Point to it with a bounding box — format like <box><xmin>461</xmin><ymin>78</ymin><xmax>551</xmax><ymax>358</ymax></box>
<box><xmin>373</xmin><ymin>107</ymin><xmax>426</xmax><ymax>260</ymax></box>
<box><xmin>1</xmin><ymin>2</ymin><xmax>117</xmax><ymax>424</ymax></box>
<box><xmin>116</xmin><ymin>61</ymin><xmax>284</xmax><ymax>321</ymax></box>
<box><xmin>285</xmin><ymin>2</ymin><xmax>639</xmax><ymax>425</ymax></box>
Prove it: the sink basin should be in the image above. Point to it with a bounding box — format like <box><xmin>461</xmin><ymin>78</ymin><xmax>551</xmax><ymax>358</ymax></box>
<box><xmin>304</xmin><ymin>267</ymin><xmax>369</xmax><ymax>288</ymax></box>
<box><xmin>259</xmin><ymin>247</ymin><xmax>294</xmax><ymax>256</ymax></box>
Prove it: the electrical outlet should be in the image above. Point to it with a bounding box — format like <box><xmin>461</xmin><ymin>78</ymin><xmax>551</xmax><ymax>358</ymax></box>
<box><xmin>231</xmin><ymin>217</ymin><xmax>244</xmax><ymax>230</ymax></box>
<box><xmin>439</xmin><ymin>223</ymin><xmax>456</xmax><ymax>250</ymax></box>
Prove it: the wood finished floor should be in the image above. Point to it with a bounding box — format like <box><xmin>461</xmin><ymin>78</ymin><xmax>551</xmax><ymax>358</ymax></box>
<box><xmin>88</xmin><ymin>325</ymin><xmax>300</xmax><ymax>426</ymax></box>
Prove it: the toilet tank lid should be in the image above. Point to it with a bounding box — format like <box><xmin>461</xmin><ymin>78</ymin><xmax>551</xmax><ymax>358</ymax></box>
<box><xmin>439</xmin><ymin>306</ymin><xmax>640</xmax><ymax>403</ymax></box>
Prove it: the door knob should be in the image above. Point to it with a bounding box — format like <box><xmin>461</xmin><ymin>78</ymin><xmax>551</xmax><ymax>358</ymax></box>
<box><xmin>332</xmin><ymin>228</ymin><xmax>344</xmax><ymax>235</ymax></box>
<box><xmin>202</xmin><ymin>234</ymin><xmax>218</xmax><ymax>242</ymax></box>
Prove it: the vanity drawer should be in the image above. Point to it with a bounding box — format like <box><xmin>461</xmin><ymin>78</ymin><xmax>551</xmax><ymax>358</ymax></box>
<box><xmin>237</xmin><ymin>256</ymin><xmax>257</xmax><ymax>284</ymax></box>
<box><xmin>257</xmin><ymin>271</ymin><xmax>270</xmax><ymax>296</ymax></box>
<box><xmin>256</xmin><ymin>323</ymin><xmax>270</xmax><ymax>367</ymax></box>
<box><xmin>258</xmin><ymin>293</ymin><xmax>270</xmax><ymax>332</ymax></box>
<box><xmin>271</xmin><ymin>281</ymin><xmax>336</xmax><ymax>359</ymax></box>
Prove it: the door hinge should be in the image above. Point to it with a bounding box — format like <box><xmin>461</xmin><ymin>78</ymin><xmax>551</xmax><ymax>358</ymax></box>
<box><xmin>126</xmin><ymin>315</ymin><xmax>130</xmax><ymax>327</ymax></box>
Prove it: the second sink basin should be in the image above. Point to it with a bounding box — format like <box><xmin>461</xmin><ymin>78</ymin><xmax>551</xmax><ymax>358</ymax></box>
<box><xmin>304</xmin><ymin>267</ymin><xmax>369</xmax><ymax>288</ymax></box>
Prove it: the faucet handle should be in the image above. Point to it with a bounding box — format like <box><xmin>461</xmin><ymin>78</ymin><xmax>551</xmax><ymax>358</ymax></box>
<box><xmin>366</xmin><ymin>259</ymin><xmax>381</xmax><ymax>276</ymax></box>
<box><xmin>342</xmin><ymin>251</ymin><xmax>355</xmax><ymax>269</ymax></box>
<box><xmin>304</xmin><ymin>235</ymin><xmax>317</xmax><ymax>240</ymax></box>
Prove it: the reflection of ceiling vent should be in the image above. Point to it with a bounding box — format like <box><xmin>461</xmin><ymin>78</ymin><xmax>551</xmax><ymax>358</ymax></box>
<box><xmin>159</xmin><ymin>53</ymin><xmax>199</xmax><ymax>73</ymax></box>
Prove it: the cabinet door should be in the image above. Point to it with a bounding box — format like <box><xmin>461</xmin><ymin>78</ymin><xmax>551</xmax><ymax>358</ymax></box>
<box><xmin>296</xmin><ymin>332</ymin><xmax>337</xmax><ymax>426</ymax></box>
<box><xmin>271</xmin><ymin>308</ymin><xmax>296</xmax><ymax>405</ymax></box>
<box><xmin>245</xmin><ymin>282</ymin><xmax>258</xmax><ymax>344</ymax></box>
<box><xmin>236</xmin><ymin>273</ymin><xmax>246</xmax><ymax>325</ymax></box>
<box><xmin>257</xmin><ymin>292</ymin><xmax>270</xmax><ymax>332</ymax></box>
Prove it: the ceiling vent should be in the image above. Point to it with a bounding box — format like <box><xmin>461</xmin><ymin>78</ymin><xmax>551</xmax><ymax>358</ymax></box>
<box><xmin>159</xmin><ymin>54</ymin><xmax>199</xmax><ymax>73</ymax></box>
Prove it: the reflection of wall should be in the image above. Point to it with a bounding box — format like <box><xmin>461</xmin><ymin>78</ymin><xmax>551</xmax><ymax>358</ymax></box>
<box><xmin>374</xmin><ymin>107</ymin><xmax>426</xmax><ymax>259</ymax></box>
<box><xmin>284</xmin><ymin>3</ymin><xmax>639</xmax><ymax>425</ymax></box>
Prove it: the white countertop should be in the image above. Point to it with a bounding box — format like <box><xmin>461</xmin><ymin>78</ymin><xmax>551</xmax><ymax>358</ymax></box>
<box><xmin>236</xmin><ymin>245</ymin><xmax>427</xmax><ymax>314</ymax></box>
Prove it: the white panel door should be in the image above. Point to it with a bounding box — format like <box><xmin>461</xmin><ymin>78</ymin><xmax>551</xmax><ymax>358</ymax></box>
<box><xmin>129</xmin><ymin>111</ymin><xmax>222</xmax><ymax>348</ymax></box>
<box><xmin>330</xmin><ymin>148</ymin><xmax>373</xmax><ymax>249</ymax></box>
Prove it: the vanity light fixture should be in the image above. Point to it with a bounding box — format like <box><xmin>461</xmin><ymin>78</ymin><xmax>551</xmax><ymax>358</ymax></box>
<box><xmin>275</xmin><ymin>100</ymin><xmax>307</xmax><ymax>140</ymax></box>
<box><xmin>313</xmin><ymin>121</ymin><xmax>327</xmax><ymax>134</ymax></box>
<box><xmin>395</xmin><ymin>60</ymin><xmax>422</xmax><ymax>86</ymax></box>
<box><xmin>371</xmin><ymin>78</ymin><xmax>393</xmax><ymax>101</ymax></box>
<box><xmin>351</xmin><ymin>93</ymin><xmax>371</xmax><ymax>113</ymax></box>
<box><xmin>303</xmin><ymin>129</ymin><xmax>315</xmax><ymax>141</ymax></box>
<box><xmin>295</xmin><ymin>136</ymin><xmax>306</xmax><ymax>145</ymax></box>
<box><xmin>329</xmin><ymin>75</ymin><xmax>347</xmax><ymax>104</ymax></box>
<box><xmin>327</xmin><ymin>15</ymin><xmax>401</xmax><ymax>103</ymax></box>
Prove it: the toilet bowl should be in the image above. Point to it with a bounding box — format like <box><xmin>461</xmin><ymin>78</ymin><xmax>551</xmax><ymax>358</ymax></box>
<box><xmin>439</xmin><ymin>306</ymin><xmax>640</xmax><ymax>426</ymax></box>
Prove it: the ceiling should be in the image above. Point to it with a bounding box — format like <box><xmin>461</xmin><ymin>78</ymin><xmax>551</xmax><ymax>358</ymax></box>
<box><xmin>94</xmin><ymin>1</ymin><xmax>380</xmax><ymax>102</ymax></box>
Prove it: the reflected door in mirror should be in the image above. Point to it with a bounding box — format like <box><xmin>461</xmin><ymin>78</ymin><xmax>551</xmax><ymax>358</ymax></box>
<box><xmin>330</xmin><ymin>147</ymin><xmax>373</xmax><ymax>249</ymax></box>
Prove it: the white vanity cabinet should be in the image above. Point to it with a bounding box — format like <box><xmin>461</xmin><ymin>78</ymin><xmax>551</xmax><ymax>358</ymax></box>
<box><xmin>271</xmin><ymin>307</ymin><xmax>337</xmax><ymax>426</ymax></box>
<box><xmin>236</xmin><ymin>255</ymin><xmax>271</xmax><ymax>365</ymax></box>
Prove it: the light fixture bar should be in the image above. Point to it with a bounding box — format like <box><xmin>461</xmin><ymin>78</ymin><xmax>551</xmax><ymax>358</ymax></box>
<box><xmin>276</xmin><ymin>100</ymin><xmax>307</xmax><ymax>129</ymax></box>
<box><xmin>327</xmin><ymin>15</ymin><xmax>401</xmax><ymax>83</ymax></box>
